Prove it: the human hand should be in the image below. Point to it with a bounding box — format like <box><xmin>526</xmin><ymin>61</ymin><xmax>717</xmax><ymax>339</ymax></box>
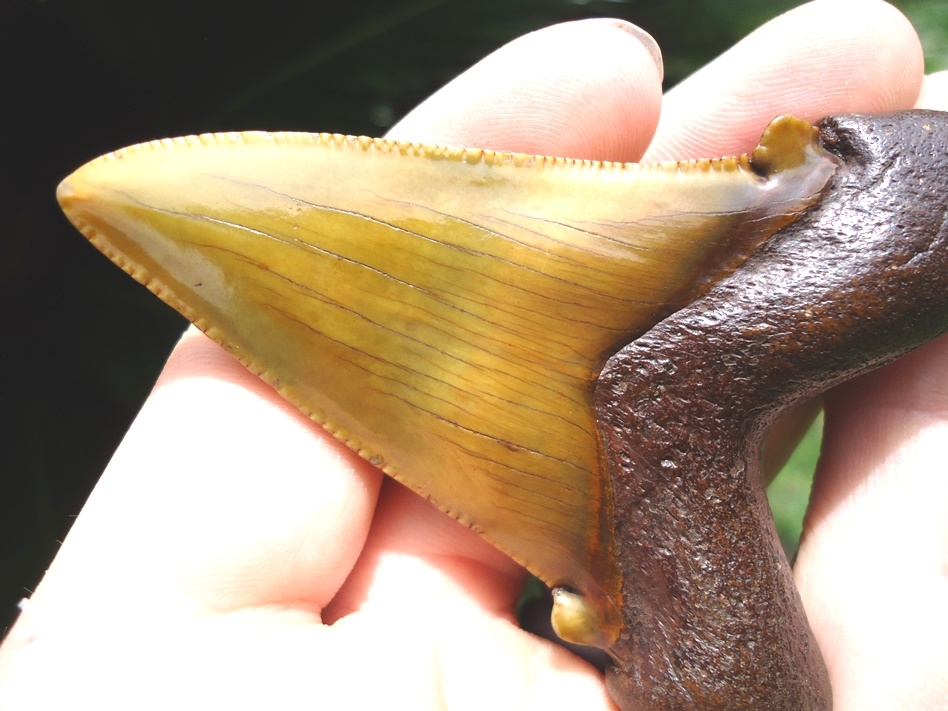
<box><xmin>1</xmin><ymin>2</ymin><xmax>945</xmax><ymax>709</ymax></box>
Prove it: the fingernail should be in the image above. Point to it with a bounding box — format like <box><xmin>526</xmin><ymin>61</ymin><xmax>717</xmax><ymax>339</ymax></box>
<box><xmin>589</xmin><ymin>19</ymin><xmax>664</xmax><ymax>83</ymax></box>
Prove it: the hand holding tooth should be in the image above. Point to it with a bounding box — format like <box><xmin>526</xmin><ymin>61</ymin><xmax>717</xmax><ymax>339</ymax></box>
<box><xmin>3</xmin><ymin>5</ymin><xmax>947</xmax><ymax>711</ymax></box>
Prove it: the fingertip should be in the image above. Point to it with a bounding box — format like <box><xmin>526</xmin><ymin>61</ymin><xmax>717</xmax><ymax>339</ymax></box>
<box><xmin>387</xmin><ymin>19</ymin><xmax>663</xmax><ymax>162</ymax></box>
<box><xmin>795</xmin><ymin>335</ymin><xmax>948</xmax><ymax>709</ymax></box>
<box><xmin>324</xmin><ymin>477</ymin><xmax>526</xmax><ymax>623</ymax></box>
<box><xmin>916</xmin><ymin>70</ymin><xmax>948</xmax><ymax>110</ymax></box>
<box><xmin>586</xmin><ymin>18</ymin><xmax>663</xmax><ymax>84</ymax></box>
<box><xmin>801</xmin><ymin>335</ymin><xmax>948</xmax><ymax>536</ymax></box>
<box><xmin>646</xmin><ymin>0</ymin><xmax>924</xmax><ymax>161</ymax></box>
<box><xmin>42</xmin><ymin>328</ymin><xmax>385</xmax><ymax>623</ymax></box>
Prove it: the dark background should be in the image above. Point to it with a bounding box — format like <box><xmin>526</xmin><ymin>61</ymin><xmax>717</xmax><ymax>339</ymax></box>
<box><xmin>1</xmin><ymin>0</ymin><xmax>944</xmax><ymax>638</ymax></box>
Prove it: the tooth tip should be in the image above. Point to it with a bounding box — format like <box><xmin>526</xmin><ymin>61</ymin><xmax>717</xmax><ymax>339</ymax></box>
<box><xmin>56</xmin><ymin>177</ymin><xmax>75</xmax><ymax>205</ymax></box>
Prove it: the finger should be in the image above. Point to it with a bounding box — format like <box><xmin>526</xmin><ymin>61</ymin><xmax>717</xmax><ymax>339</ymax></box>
<box><xmin>389</xmin><ymin>18</ymin><xmax>664</xmax><ymax>162</ymax></box>
<box><xmin>8</xmin><ymin>328</ymin><xmax>383</xmax><ymax>626</ymax></box>
<box><xmin>319</xmin><ymin>535</ymin><xmax>616</xmax><ymax>710</ymax></box>
<box><xmin>328</xmin><ymin>19</ymin><xmax>666</xmax><ymax>624</ymax></box>
<box><xmin>917</xmin><ymin>69</ymin><xmax>948</xmax><ymax>110</ymax></box>
<box><xmin>644</xmin><ymin>0</ymin><xmax>924</xmax><ymax>161</ymax></box>
<box><xmin>0</xmin><ymin>325</ymin><xmax>387</xmax><ymax>710</ymax></box>
<box><xmin>324</xmin><ymin>478</ymin><xmax>526</xmax><ymax>621</ymax></box>
<box><xmin>794</xmin><ymin>335</ymin><xmax>948</xmax><ymax>710</ymax></box>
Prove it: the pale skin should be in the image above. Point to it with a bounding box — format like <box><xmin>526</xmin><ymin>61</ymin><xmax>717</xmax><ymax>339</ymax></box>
<box><xmin>1</xmin><ymin>0</ymin><xmax>946</xmax><ymax>708</ymax></box>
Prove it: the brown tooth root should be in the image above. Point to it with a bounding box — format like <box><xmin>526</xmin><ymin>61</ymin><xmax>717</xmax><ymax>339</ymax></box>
<box><xmin>596</xmin><ymin>111</ymin><xmax>948</xmax><ymax>711</ymax></box>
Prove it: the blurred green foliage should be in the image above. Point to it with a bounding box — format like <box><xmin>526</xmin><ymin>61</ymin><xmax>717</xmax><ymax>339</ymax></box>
<box><xmin>901</xmin><ymin>0</ymin><xmax>948</xmax><ymax>71</ymax></box>
<box><xmin>768</xmin><ymin>414</ymin><xmax>823</xmax><ymax>558</ymax></box>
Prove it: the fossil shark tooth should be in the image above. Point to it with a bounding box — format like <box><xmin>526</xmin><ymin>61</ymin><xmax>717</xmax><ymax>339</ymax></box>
<box><xmin>58</xmin><ymin>116</ymin><xmax>843</xmax><ymax>699</ymax></box>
